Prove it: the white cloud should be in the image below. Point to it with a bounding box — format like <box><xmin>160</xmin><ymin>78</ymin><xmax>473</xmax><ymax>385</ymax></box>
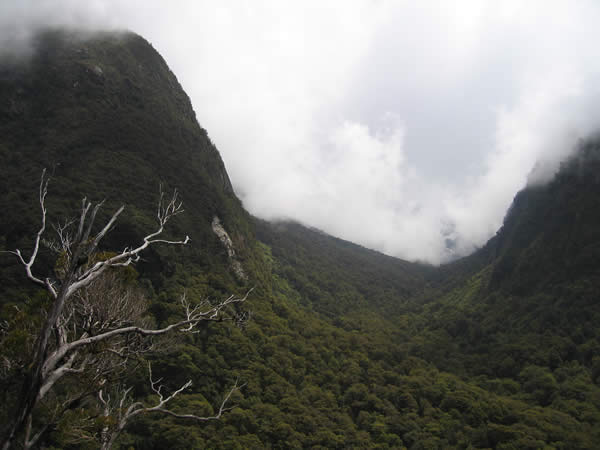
<box><xmin>2</xmin><ymin>1</ymin><xmax>600</xmax><ymax>263</ymax></box>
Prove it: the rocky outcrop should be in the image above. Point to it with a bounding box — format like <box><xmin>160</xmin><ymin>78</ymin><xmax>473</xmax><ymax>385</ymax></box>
<box><xmin>212</xmin><ymin>216</ymin><xmax>247</xmax><ymax>280</ymax></box>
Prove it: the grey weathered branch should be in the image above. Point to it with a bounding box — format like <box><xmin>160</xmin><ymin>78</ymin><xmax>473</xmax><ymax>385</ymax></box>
<box><xmin>98</xmin><ymin>364</ymin><xmax>244</xmax><ymax>450</ymax></box>
<box><xmin>1</xmin><ymin>175</ymin><xmax>202</xmax><ymax>450</ymax></box>
<box><xmin>42</xmin><ymin>289</ymin><xmax>251</xmax><ymax>382</ymax></box>
<box><xmin>2</xmin><ymin>169</ymin><xmax>51</xmax><ymax>294</ymax></box>
<box><xmin>1</xmin><ymin>172</ymin><xmax>250</xmax><ymax>450</ymax></box>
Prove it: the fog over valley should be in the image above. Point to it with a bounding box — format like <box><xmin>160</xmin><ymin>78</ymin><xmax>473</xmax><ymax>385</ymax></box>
<box><xmin>3</xmin><ymin>0</ymin><xmax>600</xmax><ymax>263</ymax></box>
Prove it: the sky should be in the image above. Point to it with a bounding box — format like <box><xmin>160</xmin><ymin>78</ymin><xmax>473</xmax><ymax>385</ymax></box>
<box><xmin>2</xmin><ymin>1</ymin><xmax>600</xmax><ymax>264</ymax></box>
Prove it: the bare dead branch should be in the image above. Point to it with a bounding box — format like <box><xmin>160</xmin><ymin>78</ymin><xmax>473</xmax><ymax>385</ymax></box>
<box><xmin>23</xmin><ymin>414</ymin><xmax>48</xmax><ymax>450</ymax></box>
<box><xmin>152</xmin><ymin>379</ymin><xmax>245</xmax><ymax>421</ymax></box>
<box><xmin>44</xmin><ymin>288</ymin><xmax>251</xmax><ymax>372</ymax></box>
<box><xmin>97</xmin><ymin>363</ymin><xmax>244</xmax><ymax>449</ymax></box>
<box><xmin>65</xmin><ymin>196</ymin><xmax>188</xmax><ymax>298</ymax></box>
<box><xmin>1</xmin><ymin>172</ymin><xmax>250</xmax><ymax>450</ymax></box>
<box><xmin>82</xmin><ymin>200</ymin><xmax>104</xmax><ymax>245</ymax></box>
<box><xmin>2</xmin><ymin>170</ymin><xmax>51</xmax><ymax>293</ymax></box>
<box><xmin>89</xmin><ymin>204</ymin><xmax>124</xmax><ymax>254</ymax></box>
<box><xmin>75</xmin><ymin>198</ymin><xmax>92</xmax><ymax>244</ymax></box>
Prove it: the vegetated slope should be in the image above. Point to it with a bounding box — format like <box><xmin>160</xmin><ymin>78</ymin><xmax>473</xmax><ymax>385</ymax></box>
<box><xmin>0</xmin><ymin>28</ymin><xmax>270</xmax><ymax>447</ymax></box>
<box><xmin>489</xmin><ymin>141</ymin><xmax>600</xmax><ymax>296</ymax></box>
<box><xmin>394</xmin><ymin>142</ymin><xmax>600</xmax><ymax>447</ymax></box>
<box><xmin>414</xmin><ymin>141</ymin><xmax>600</xmax><ymax>375</ymax></box>
<box><xmin>255</xmin><ymin>219</ymin><xmax>433</xmax><ymax>319</ymax></box>
<box><xmin>0</xmin><ymin>28</ymin><xmax>436</xmax><ymax>449</ymax></box>
<box><xmin>0</xmin><ymin>29</ymin><xmax>262</xmax><ymax>299</ymax></box>
<box><xmin>1</xmin><ymin>28</ymin><xmax>599</xmax><ymax>449</ymax></box>
<box><xmin>253</xmin><ymin>146</ymin><xmax>600</xmax><ymax>448</ymax></box>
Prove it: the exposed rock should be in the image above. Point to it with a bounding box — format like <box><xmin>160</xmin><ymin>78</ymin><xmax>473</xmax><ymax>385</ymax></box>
<box><xmin>212</xmin><ymin>216</ymin><xmax>247</xmax><ymax>280</ymax></box>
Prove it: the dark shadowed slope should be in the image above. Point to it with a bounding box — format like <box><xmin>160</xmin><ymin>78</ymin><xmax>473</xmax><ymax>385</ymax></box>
<box><xmin>0</xmin><ymin>29</ymin><xmax>264</xmax><ymax>297</ymax></box>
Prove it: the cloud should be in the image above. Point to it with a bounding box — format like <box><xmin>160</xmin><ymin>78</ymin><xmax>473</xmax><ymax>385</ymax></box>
<box><xmin>2</xmin><ymin>1</ymin><xmax>600</xmax><ymax>263</ymax></box>
<box><xmin>0</xmin><ymin>0</ymin><xmax>115</xmax><ymax>59</ymax></box>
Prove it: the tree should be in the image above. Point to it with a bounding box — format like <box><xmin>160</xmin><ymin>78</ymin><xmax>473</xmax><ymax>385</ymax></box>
<box><xmin>0</xmin><ymin>170</ymin><xmax>249</xmax><ymax>449</ymax></box>
<box><xmin>96</xmin><ymin>365</ymin><xmax>243</xmax><ymax>450</ymax></box>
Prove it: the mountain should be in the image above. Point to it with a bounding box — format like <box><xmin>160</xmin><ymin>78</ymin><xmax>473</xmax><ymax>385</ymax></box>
<box><xmin>0</xmin><ymin>29</ymin><xmax>271</xmax><ymax>300</ymax></box>
<box><xmin>488</xmin><ymin>140</ymin><xmax>600</xmax><ymax>295</ymax></box>
<box><xmin>1</xmin><ymin>29</ymin><xmax>599</xmax><ymax>449</ymax></box>
<box><xmin>255</xmin><ymin>219</ymin><xmax>432</xmax><ymax>318</ymax></box>
<box><xmin>433</xmin><ymin>142</ymin><xmax>600</xmax><ymax>380</ymax></box>
<box><xmin>0</xmin><ymin>28</ymin><xmax>269</xmax><ymax>448</ymax></box>
<box><xmin>254</xmin><ymin>143</ymin><xmax>600</xmax><ymax>449</ymax></box>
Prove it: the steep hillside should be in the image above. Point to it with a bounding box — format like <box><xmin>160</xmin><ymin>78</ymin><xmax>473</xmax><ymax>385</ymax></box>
<box><xmin>255</xmin><ymin>219</ymin><xmax>432</xmax><ymax>318</ymax></box>
<box><xmin>488</xmin><ymin>140</ymin><xmax>600</xmax><ymax>295</ymax></box>
<box><xmin>417</xmin><ymin>141</ymin><xmax>600</xmax><ymax>376</ymax></box>
<box><xmin>0</xmin><ymin>29</ymin><xmax>270</xmax><ymax>448</ymax></box>
<box><xmin>393</xmin><ymin>142</ymin><xmax>600</xmax><ymax>446</ymax></box>
<box><xmin>0</xmin><ymin>28</ymin><xmax>435</xmax><ymax>449</ymax></box>
<box><xmin>0</xmin><ymin>29</ymin><xmax>262</xmax><ymax>299</ymax></box>
<box><xmin>256</xmin><ymin>142</ymin><xmax>600</xmax><ymax>448</ymax></box>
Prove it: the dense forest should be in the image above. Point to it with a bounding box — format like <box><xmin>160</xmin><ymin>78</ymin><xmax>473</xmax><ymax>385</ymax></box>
<box><xmin>1</xmin><ymin>30</ymin><xmax>599</xmax><ymax>449</ymax></box>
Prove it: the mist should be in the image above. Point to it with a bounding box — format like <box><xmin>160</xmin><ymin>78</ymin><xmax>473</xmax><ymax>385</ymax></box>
<box><xmin>3</xmin><ymin>1</ymin><xmax>600</xmax><ymax>263</ymax></box>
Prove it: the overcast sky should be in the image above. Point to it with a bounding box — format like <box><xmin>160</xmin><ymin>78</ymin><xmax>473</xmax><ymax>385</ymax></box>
<box><xmin>3</xmin><ymin>1</ymin><xmax>600</xmax><ymax>263</ymax></box>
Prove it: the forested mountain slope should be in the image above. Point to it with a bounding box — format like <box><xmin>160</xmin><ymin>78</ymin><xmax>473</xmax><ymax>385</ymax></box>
<box><xmin>0</xmin><ymin>29</ymin><xmax>262</xmax><ymax>298</ymax></box>
<box><xmin>408</xmin><ymin>141</ymin><xmax>600</xmax><ymax>380</ymax></box>
<box><xmin>255</xmin><ymin>220</ymin><xmax>433</xmax><ymax>318</ymax></box>
<box><xmin>1</xmin><ymin>29</ymin><xmax>599</xmax><ymax>449</ymax></box>
<box><xmin>255</xmin><ymin>143</ymin><xmax>600</xmax><ymax>448</ymax></box>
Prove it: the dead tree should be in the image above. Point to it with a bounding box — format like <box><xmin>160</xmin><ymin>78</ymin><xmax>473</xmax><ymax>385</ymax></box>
<box><xmin>0</xmin><ymin>171</ymin><xmax>249</xmax><ymax>449</ymax></box>
<box><xmin>97</xmin><ymin>364</ymin><xmax>244</xmax><ymax>450</ymax></box>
